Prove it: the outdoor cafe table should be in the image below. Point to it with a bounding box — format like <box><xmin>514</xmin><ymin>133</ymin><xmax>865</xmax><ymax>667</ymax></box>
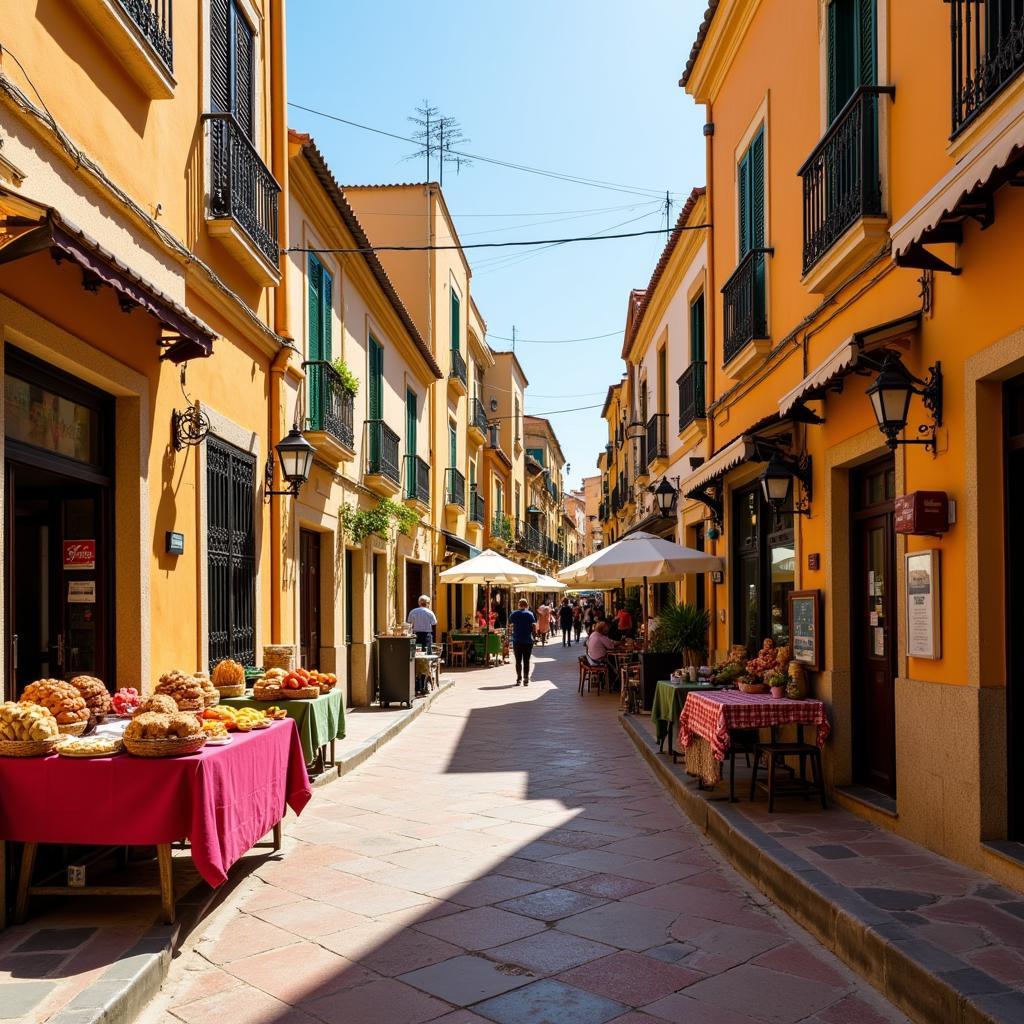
<box><xmin>678</xmin><ymin>689</ymin><xmax>831</xmax><ymax>788</ymax></box>
<box><xmin>451</xmin><ymin>631</ymin><xmax>503</xmax><ymax>665</ymax></box>
<box><xmin>221</xmin><ymin>688</ymin><xmax>345</xmax><ymax>769</ymax></box>
<box><xmin>0</xmin><ymin>720</ymin><xmax>311</xmax><ymax>925</ymax></box>
<box><xmin>651</xmin><ymin>680</ymin><xmax>722</xmax><ymax>758</ymax></box>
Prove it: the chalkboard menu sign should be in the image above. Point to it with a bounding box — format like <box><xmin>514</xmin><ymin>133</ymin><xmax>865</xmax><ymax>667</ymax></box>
<box><xmin>789</xmin><ymin>590</ymin><xmax>822</xmax><ymax>670</ymax></box>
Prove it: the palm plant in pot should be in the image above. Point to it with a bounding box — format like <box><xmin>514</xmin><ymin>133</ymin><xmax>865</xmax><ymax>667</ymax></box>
<box><xmin>649</xmin><ymin>603</ymin><xmax>711</xmax><ymax>667</ymax></box>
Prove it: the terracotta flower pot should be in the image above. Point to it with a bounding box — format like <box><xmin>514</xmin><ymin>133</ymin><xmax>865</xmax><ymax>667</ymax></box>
<box><xmin>770</xmin><ymin>685</ymin><xmax>785</xmax><ymax>699</ymax></box>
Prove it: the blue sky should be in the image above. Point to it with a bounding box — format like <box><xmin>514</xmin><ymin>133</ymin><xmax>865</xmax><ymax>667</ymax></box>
<box><xmin>286</xmin><ymin>1</ymin><xmax>707</xmax><ymax>490</ymax></box>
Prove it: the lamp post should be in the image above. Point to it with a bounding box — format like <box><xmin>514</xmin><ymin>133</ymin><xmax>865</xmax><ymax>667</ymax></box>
<box><xmin>264</xmin><ymin>427</ymin><xmax>315</xmax><ymax>502</ymax></box>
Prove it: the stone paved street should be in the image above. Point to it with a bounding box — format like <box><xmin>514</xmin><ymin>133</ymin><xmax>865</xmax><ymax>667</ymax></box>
<box><xmin>140</xmin><ymin>643</ymin><xmax>907</xmax><ymax>1024</ymax></box>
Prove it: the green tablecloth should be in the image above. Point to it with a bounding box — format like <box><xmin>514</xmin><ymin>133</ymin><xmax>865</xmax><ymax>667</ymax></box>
<box><xmin>221</xmin><ymin>689</ymin><xmax>345</xmax><ymax>765</ymax></box>
<box><xmin>451</xmin><ymin>632</ymin><xmax>503</xmax><ymax>662</ymax></box>
<box><xmin>651</xmin><ymin>680</ymin><xmax>720</xmax><ymax>746</ymax></box>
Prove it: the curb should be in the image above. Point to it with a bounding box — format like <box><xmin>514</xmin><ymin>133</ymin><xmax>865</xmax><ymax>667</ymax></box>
<box><xmin>620</xmin><ymin>712</ymin><xmax>1016</xmax><ymax>1024</ymax></box>
<box><xmin>46</xmin><ymin>681</ymin><xmax>455</xmax><ymax>1024</ymax></box>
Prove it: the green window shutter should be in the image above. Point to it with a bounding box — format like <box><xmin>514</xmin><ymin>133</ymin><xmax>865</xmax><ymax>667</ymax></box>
<box><xmin>368</xmin><ymin>336</ymin><xmax>383</xmax><ymax>420</ymax></box>
<box><xmin>857</xmin><ymin>0</ymin><xmax>876</xmax><ymax>88</ymax></box>
<box><xmin>450</xmin><ymin>291</ymin><xmax>461</xmax><ymax>352</ymax></box>
<box><xmin>750</xmin><ymin>128</ymin><xmax>765</xmax><ymax>250</ymax></box>
<box><xmin>307</xmin><ymin>255</ymin><xmax>322</xmax><ymax>360</ymax></box>
<box><xmin>406</xmin><ymin>389</ymin><xmax>417</xmax><ymax>457</ymax></box>
<box><xmin>827</xmin><ymin>0</ymin><xmax>839</xmax><ymax>122</ymax></box>
<box><xmin>320</xmin><ymin>268</ymin><xmax>333</xmax><ymax>362</ymax></box>
<box><xmin>232</xmin><ymin>4</ymin><xmax>255</xmax><ymax>139</ymax></box>
<box><xmin>210</xmin><ymin>0</ymin><xmax>231</xmax><ymax>113</ymax></box>
<box><xmin>738</xmin><ymin>150</ymin><xmax>750</xmax><ymax>256</ymax></box>
<box><xmin>449</xmin><ymin>423</ymin><xmax>457</xmax><ymax>468</ymax></box>
<box><xmin>690</xmin><ymin>293</ymin><xmax>705</xmax><ymax>364</ymax></box>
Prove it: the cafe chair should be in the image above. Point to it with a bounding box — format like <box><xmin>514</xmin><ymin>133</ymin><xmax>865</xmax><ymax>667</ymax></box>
<box><xmin>578</xmin><ymin>657</ymin><xmax>607</xmax><ymax>695</ymax></box>
<box><xmin>447</xmin><ymin>639</ymin><xmax>470</xmax><ymax>670</ymax></box>
<box><xmin>726</xmin><ymin>728</ymin><xmax>760</xmax><ymax>803</ymax></box>
<box><xmin>620</xmin><ymin>662</ymin><xmax>642</xmax><ymax>714</ymax></box>
<box><xmin>501</xmin><ymin>627</ymin><xmax>511</xmax><ymax>663</ymax></box>
<box><xmin>749</xmin><ymin>737</ymin><xmax>827</xmax><ymax>812</ymax></box>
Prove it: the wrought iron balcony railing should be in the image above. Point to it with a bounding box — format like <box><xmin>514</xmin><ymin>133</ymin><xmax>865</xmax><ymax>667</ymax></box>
<box><xmin>449</xmin><ymin>347</ymin><xmax>467</xmax><ymax>388</ymax></box>
<box><xmin>404</xmin><ymin>454</ymin><xmax>430</xmax><ymax>505</ymax></box>
<box><xmin>470</xmin><ymin>396</ymin><xmax>488</xmax><ymax>435</ymax></box>
<box><xmin>205</xmin><ymin>113</ymin><xmax>280</xmax><ymax>269</ymax></box>
<box><xmin>491</xmin><ymin>513</ymin><xmax>513</xmax><ymax>544</ymax></box>
<box><xmin>722</xmin><ymin>247</ymin><xmax>772</xmax><ymax>364</ymax></box>
<box><xmin>646</xmin><ymin>413</ymin><xmax>668</xmax><ymax>467</ymax></box>
<box><xmin>950</xmin><ymin>0</ymin><xmax>1024</xmax><ymax>135</ymax></box>
<box><xmin>302</xmin><ymin>360</ymin><xmax>354</xmax><ymax>451</ymax></box>
<box><xmin>366</xmin><ymin>420</ymin><xmax>400</xmax><ymax>484</ymax></box>
<box><xmin>799</xmin><ymin>85</ymin><xmax>894</xmax><ymax>274</ymax></box>
<box><xmin>445</xmin><ymin>467</ymin><xmax>466</xmax><ymax>508</ymax></box>
<box><xmin>119</xmin><ymin>0</ymin><xmax>173</xmax><ymax>70</ymax></box>
<box><xmin>677</xmin><ymin>360</ymin><xmax>707</xmax><ymax>434</ymax></box>
<box><xmin>469</xmin><ymin>486</ymin><xmax>485</xmax><ymax>525</ymax></box>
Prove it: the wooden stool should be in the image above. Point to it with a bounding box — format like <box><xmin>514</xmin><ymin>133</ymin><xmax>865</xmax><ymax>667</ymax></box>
<box><xmin>749</xmin><ymin>740</ymin><xmax>827</xmax><ymax>811</ymax></box>
<box><xmin>448</xmin><ymin>640</ymin><xmax>469</xmax><ymax>669</ymax></box>
<box><xmin>578</xmin><ymin>658</ymin><xmax>607</xmax><ymax>694</ymax></box>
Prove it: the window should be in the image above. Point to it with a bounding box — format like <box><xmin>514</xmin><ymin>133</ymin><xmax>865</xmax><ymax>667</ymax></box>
<box><xmin>406</xmin><ymin>389</ymin><xmax>417</xmax><ymax>457</ymax></box>
<box><xmin>515</xmin><ymin>483</ymin><xmax>521</xmax><ymax>522</ymax></box>
<box><xmin>367</xmin><ymin>336</ymin><xmax>383</xmax><ymax>421</ymax></box>
<box><xmin>527</xmin><ymin>447</ymin><xmax>545</xmax><ymax>466</ymax></box>
<box><xmin>449</xmin><ymin>421</ymin><xmax>457</xmax><ymax>468</ymax></box>
<box><xmin>738</xmin><ymin>128</ymin><xmax>765</xmax><ymax>259</ymax></box>
<box><xmin>657</xmin><ymin>347</ymin><xmax>668</xmax><ymax>415</ymax></box>
<box><xmin>495</xmin><ymin>480</ymin><xmax>504</xmax><ymax>517</ymax></box>
<box><xmin>307</xmin><ymin>255</ymin><xmax>332</xmax><ymax>362</ymax></box>
<box><xmin>514</xmin><ymin>397</ymin><xmax>521</xmax><ymax>442</ymax></box>
<box><xmin>450</xmin><ymin>289</ymin><xmax>461</xmax><ymax>352</ymax></box>
<box><xmin>207</xmin><ymin>435</ymin><xmax>256</xmax><ymax>667</ymax></box>
<box><xmin>827</xmin><ymin>0</ymin><xmax>876</xmax><ymax>123</ymax></box>
<box><xmin>210</xmin><ymin>0</ymin><xmax>255</xmax><ymax>139</ymax></box>
<box><xmin>690</xmin><ymin>293</ymin><xmax>705</xmax><ymax>364</ymax></box>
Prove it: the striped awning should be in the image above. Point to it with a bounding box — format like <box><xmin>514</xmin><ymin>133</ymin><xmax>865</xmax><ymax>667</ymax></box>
<box><xmin>683</xmin><ymin>435</ymin><xmax>757</xmax><ymax>497</ymax></box>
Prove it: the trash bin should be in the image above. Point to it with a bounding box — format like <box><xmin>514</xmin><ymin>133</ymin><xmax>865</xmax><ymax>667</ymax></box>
<box><xmin>375</xmin><ymin>635</ymin><xmax>415</xmax><ymax>708</ymax></box>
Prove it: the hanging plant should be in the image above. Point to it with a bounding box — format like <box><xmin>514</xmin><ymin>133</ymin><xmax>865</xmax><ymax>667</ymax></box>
<box><xmin>331</xmin><ymin>357</ymin><xmax>360</xmax><ymax>396</ymax></box>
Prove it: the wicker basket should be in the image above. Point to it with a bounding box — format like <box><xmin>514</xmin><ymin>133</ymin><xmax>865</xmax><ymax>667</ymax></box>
<box><xmin>262</xmin><ymin>645</ymin><xmax>295</xmax><ymax>672</ymax></box>
<box><xmin>202</xmin><ymin>691</ymin><xmax>221</xmax><ymax>707</ymax></box>
<box><xmin>280</xmin><ymin>685</ymin><xmax>319</xmax><ymax>700</ymax></box>
<box><xmin>214</xmin><ymin>683</ymin><xmax>245</xmax><ymax>698</ymax></box>
<box><xmin>123</xmin><ymin>733</ymin><xmax>207</xmax><ymax>758</ymax></box>
<box><xmin>0</xmin><ymin>736</ymin><xmax>61</xmax><ymax>758</ymax></box>
<box><xmin>252</xmin><ymin>684</ymin><xmax>282</xmax><ymax>702</ymax></box>
<box><xmin>58</xmin><ymin>719</ymin><xmax>89</xmax><ymax>736</ymax></box>
<box><xmin>738</xmin><ymin>681</ymin><xmax>770</xmax><ymax>694</ymax></box>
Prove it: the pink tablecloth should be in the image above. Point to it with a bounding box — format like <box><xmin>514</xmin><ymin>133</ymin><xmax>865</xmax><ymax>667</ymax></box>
<box><xmin>0</xmin><ymin>721</ymin><xmax>311</xmax><ymax>887</ymax></box>
<box><xmin>679</xmin><ymin>690</ymin><xmax>831</xmax><ymax>762</ymax></box>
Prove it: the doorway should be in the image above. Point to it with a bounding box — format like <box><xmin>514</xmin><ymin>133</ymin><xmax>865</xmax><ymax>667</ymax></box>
<box><xmin>344</xmin><ymin>548</ymin><xmax>354</xmax><ymax>706</ymax></box>
<box><xmin>405</xmin><ymin>561</ymin><xmax>424</xmax><ymax>625</ymax></box>
<box><xmin>299</xmin><ymin>529</ymin><xmax>321</xmax><ymax>669</ymax></box>
<box><xmin>850</xmin><ymin>455</ymin><xmax>897</xmax><ymax>797</ymax></box>
<box><xmin>1005</xmin><ymin>374</ymin><xmax>1024</xmax><ymax>837</ymax></box>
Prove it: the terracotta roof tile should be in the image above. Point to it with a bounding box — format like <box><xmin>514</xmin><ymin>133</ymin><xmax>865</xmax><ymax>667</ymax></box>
<box><xmin>679</xmin><ymin>1</ymin><xmax>720</xmax><ymax>88</ymax></box>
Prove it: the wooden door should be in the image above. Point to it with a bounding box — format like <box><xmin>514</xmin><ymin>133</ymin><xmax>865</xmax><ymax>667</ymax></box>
<box><xmin>1005</xmin><ymin>374</ymin><xmax>1024</xmax><ymax>836</ymax></box>
<box><xmin>299</xmin><ymin>529</ymin><xmax>321</xmax><ymax>669</ymax></box>
<box><xmin>851</xmin><ymin>458</ymin><xmax>897</xmax><ymax>796</ymax></box>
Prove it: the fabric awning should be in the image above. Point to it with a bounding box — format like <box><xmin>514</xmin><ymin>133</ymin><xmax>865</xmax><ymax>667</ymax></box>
<box><xmin>442</xmin><ymin>532</ymin><xmax>481</xmax><ymax>561</ymax></box>
<box><xmin>683</xmin><ymin>435</ymin><xmax>757</xmax><ymax>497</ymax></box>
<box><xmin>891</xmin><ymin>103</ymin><xmax>1024</xmax><ymax>260</ymax></box>
<box><xmin>0</xmin><ymin>198</ymin><xmax>216</xmax><ymax>363</ymax></box>
<box><xmin>778</xmin><ymin>313</ymin><xmax>920</xmax><ymax>415</ymax></box>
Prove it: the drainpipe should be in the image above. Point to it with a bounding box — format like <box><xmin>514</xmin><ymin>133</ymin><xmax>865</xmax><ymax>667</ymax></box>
<box><xmin>703</xmin><ymin>100</ymin><xmax>719</xmax><ymax>655</ymax></box>
<box><xmin>269</xmin><ymin>0</ymin><xmax>291</xmax><ymax>645</ymax></box>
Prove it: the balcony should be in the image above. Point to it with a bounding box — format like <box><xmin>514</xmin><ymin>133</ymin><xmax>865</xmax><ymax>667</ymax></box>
<box><xmin>469</xmin><ymin>486</ymin><xmax>485</xmax><ymax>526</ymax></box>
<box><xmin>950</xmin><ymin>1</ymin><xmax>1024</xmax><ymax>136</ymax></box>
<box><xmin>448</xmin><ymin>348</ymin><xmax>468</xmax><ymax>396</ymax></box>
<box><xmin>403</xmin><ymin>454</ymin><xmax>430</xmax><ymax>508</ymax></box>
<box><xmin>365</xmin><ymin>420</ymin><xmax>401</xmax><ymax>496</ymax></box>
<box><xmin>677</xmin><ymin>361</ymin><xmax>707</xmax><ymax>448</ymax></box>
<box><xmin>469</xmin><ymin>396</ymin><xmax>488</xmax><ymax>446</ymax></box>
<box><xmin>445</xmin><ymin>467</ymin><xmax>466</xmax><ymax>510</ymax></box>
<box><xmin>204</xmin><ymin>113</ymin><xmax>281</xmax><ymax>284</ymax></box>
<box><xmin>646</xmin><ymin>413</ymin><xmax>668</xmax><ymax>470</ymax></box>
<box><xmin>722</xmin><ymin>246</ymin><xmax>772</xmax><ymax>372</ymax></box>
<box><xmin>302</xmin><ymin>360</ymin><xmax>354</xmax><ymax>463</ymax></box>
<box><xmin>491</xmin><ymin>513</ymin><xmax>513</xmax><ymax>549</ymax></box>
<box><xmin>799</xmin><ymin>85</ymin><xmax>894</xmax><ymax>290</ymax></box>
<box><xmin>71</xmin><ymin>0</ymin><xmax>174</xmax><ymax>98</ymax></box>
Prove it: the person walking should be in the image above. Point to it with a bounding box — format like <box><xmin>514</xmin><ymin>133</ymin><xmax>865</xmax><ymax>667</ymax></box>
<box><xmin>508</xmin><ymin>598</ymin><xmax>537</xmax><ymax>686</ymax></box>
<box><xmin>536</xmin><ymin>601</ymin><xmax>552</xmax><ymax>645</ymax></box>
<box><xmin>573</xmin><ymin>602</ymin><xmax>584</xmax><ymax>645</ymax></box>
<box><xmin>558</xmin><ymin>598</ymin><xmax>574</xmax><ymax>647</ymax></box>
<box><xmin>407</xmin><ymin>595</ymin><xmax>436</xmax><ymax>654</ymax></box>
<box><xmin>615</xmin><ymin>603</ymin><xmax>634</xmax><ymax>640</ymax></box>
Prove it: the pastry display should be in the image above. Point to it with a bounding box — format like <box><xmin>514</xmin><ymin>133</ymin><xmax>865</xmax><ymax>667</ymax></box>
<box><xmin>252</xmin><ymin>679</ymin><xmax>283</xmax><ymax>702</ymax></box>
<box><xmin>232</xmin><ymin>707</ymin><xmax>270</xmax><ymax>731</ymax></box>
<box><xmin>124</xmin><ymin>711</ymin><xmax>203</xmax><ymax>740</ymax></box>
<box><xmin>69</xmin><ymin>675</ymin><xmax>113</xmax><ymax>726</ymax></box>
<box><xmin>211</xmin><ymin>658</ymin><xmax>245</xmax><ymax>688</ymax></box>
<box><xmin>264</xmin><ymin>706</ymin><xmax>288</xmax><ymax>721</ymax></box>
<box><xmin>195</xmin><ymin>672</ymin><xmax>220</xmax><ymax>707</ymax></box>
<box><xmin>137</xmin><ymin>694</ymin><xmax>179</xmax><ymax>716</ymax></box>
<box><xmin>155</xmin><ymin>670</ymin><xmax>205</xmax><ymax>712</ymax></box>
<box><xmin>201</xmin><ymin>719</ymin><xmax>232</xmax><ymax>744</ymax></box>
<box><xmin>21</xmin><ymin>679</ymin><xmax>90</xmax><ymax>732</ymax></box>
<box><xmin>0</xmin><ymin>701</ymin><xmax>60</xmax><ymax>741</ymax></box>
<box><xmin>57</xmin><ymin>735</ymin><xmax>123</xmax><ymax>758</ymax></box>
<box><xmin>112</xmin><ymin>687</ymin><xmax>142</xmax><ymax>716</ymax></box>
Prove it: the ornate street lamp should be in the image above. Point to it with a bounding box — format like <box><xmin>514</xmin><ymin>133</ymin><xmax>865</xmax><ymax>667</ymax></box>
<box><xmin>264</xmin><ymin>427</ymin><xmax>315</xmax><ymax>502</ymax></box>
<box><xmin>653</xmin><ymin>476</ymin><xmax>677</xmax><ymax>517</ymax></box>
<box><xmin>756</xmin><ymin>448</ymin><xmax>812</xmax><ymax>516</ymax></box>
<box><xmin>865</xmin><ymin>356</ymin><xmax>943</xmax><ymax>454</ymax></box>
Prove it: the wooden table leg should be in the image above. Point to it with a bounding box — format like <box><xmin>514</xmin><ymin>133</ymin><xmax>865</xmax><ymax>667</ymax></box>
<box><xmin>156</xmin><ymin>844</ymin><xmax>175</xmax><ymax>924</ymax></box>
<box><xmin>272</xmin><ymin>821</ymin><xmax>283</xmax><ymax>851</ymax></box>
<box><xmin>330</xmin><ymin>738</ymin><xmax>336</xmax><ymax>765</ymax></box>
<box><xmin>14</xmin><ymin>842</ymin><xmax>37</xmax><ymax>924</ymax></box>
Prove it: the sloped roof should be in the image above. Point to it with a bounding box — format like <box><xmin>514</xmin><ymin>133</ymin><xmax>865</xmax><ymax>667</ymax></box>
<box><xmin>679</xmin><ymin>2</ymin><xmax>720</xmax><ymax>88</ymax></box>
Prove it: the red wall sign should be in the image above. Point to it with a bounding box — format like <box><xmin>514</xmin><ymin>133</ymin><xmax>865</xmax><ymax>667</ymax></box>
<box><xmin>62</xmin><ymin>540</ymin><xmax>96</xmax><ymax>570</ymax></box>
<box><xmin>894</xmin><ymin>492</ymin><xmax>949</xmax><ymax>535</ymax></box>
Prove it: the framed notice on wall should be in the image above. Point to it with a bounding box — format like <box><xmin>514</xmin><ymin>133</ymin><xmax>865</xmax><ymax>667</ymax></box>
<box><xmin>906</xmin><ymin>549</ymin><xmax>941</xmax><ymax>659</ymax></box>
<box><xmin>788</xmin><ymin>590</ymin><xmax>822</xmax><ymax>670</ymax></box>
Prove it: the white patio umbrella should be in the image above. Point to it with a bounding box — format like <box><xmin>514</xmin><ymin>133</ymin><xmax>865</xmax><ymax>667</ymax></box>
<box><xmin>439</xmin><ymin>549</ymin><xmax>538</xmax><ymax>645</ymax></box>
<box><xmin>514</xmin><ymin>573</ymin><xmax>566</xmax><ymax>593</ymax></box>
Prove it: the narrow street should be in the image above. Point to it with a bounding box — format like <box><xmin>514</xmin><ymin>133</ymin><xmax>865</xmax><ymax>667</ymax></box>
<box><xmin>142</xmin><ymin>644</ymin><xmax>906</xmax><ymax>1024</ymax></box>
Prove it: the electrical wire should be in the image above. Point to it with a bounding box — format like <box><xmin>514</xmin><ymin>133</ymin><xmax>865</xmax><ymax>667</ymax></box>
<box><xmin>359</xmin><ymin>201</ymin><xmax>664</xmax><ymax>218</ymax></box>
<box><xmin>288</xmin><ymin>101</ymin><xmax>685</xmax><ymax>199</ymax></box>
<box><xmin>489</xmin><ymin>330</ymin><xmax>622</xmax><ymax>344</ymax></box>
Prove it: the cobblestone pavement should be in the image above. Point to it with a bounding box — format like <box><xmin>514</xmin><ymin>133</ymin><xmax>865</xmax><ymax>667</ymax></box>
<box><xmin>141</xmin><ymin>642</ymin><xmax>908</xmax><ymax>1024</ymax></box>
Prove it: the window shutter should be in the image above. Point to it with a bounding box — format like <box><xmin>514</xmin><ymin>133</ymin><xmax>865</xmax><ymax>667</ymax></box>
<box><xmin>307</xmin><ymin>256</ymin><xmax>321</xmax><ymax>360</ymax></box>
<box><xmin>321</xmin><ymin>269</ymin><xmax>333</xmax><ymax>362</ymax></box>
<box><xmin>233</xmin><ymin>6</ymin><xmax>255</xmax><ymax>139</ymax></box>
<box><xmin>827</xmin><ymin>1</ymin><xmax>839</xmax><ymax>122</ymax></box>
<box><xmin>368</xmin><ymin>338</ymin><xmax>382</xmax><ymax>421</ymax></box>
<box><xmin>856</xmin><ymin>0</ymin><xmax>876</xmax><ymax>88</ymax></box>
<box><xmin>738</xmin><ymin>150</ymin><xmax>750</xmax><ymax>256</ymax></box>
<box><xmin>449</xmin><ymin>424</ymin><xmax>457</xmax><ymax>467</ymax></box>
<box><xmin>750</xmin><ymin>129</ymin><xmax>765</xmax><ymax>250</ymax></box>
<box><xmin>406</xmin><ymin>390</ymin><xmax>417</xmax><ymax>457</ymax></box>
<box><xmin>210</xmin><ymin>0</ymin><xmax>231</xmax><ymax>113</ymax></box>
<box><xmin>690</xmin><ymin>293</ymin><xmax>705</xmax><ymax>363</ymax></box>
<box><xmin>450</xmin><ymin>292</ymin><xmax>460</xmax><ymax>352</ymax></box>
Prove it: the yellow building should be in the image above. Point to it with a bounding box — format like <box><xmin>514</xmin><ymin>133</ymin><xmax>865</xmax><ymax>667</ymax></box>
<box><xmin>285</xmin><ymin>133</ymin><xmax>442</xmax><ymax>705</ymax></box>
<box><xmin>483</xmin><ymin>349</ymin><xmax>529</xmax><ymax>552</ymax></box>
<box><xmin>522</xmin><ymin>415</ymin><xmax>570</xmax><ymax>572</ymax></box>
<box><xmin>0</xmin><ymin>0</ymin><xmax>288</xmax><ymax>693</ymax></box>
<box><xmin>675</xmin><ymin>0</ymin><xmax>1024</xmax><ymax>884</ymax></box>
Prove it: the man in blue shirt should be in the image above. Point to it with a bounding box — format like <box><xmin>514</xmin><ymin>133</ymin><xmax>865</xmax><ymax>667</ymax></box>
<box><xmin>508</xmin><ymin>598</ymin><xmax>537</xmax><ymax>686</ymax></box>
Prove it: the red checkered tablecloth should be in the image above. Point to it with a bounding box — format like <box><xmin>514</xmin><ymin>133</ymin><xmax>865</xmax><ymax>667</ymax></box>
<box><xmin>678</xmin><ymin>690</ymin><xmax>831</xmax><ymax>762</ymax></box>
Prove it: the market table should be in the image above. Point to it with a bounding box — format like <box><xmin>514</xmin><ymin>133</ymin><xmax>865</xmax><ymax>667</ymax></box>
<box><xmin>679</xmin><ymin>690</ymin><xmax>831</xmax><ymax>789</ymax></box>
<box><xmin>451</xmin><ymin>631</ymin><xmax>503</xmax><ymax>665</ymax></box>
<box><xmin>221</xmin><ymin>688</ymin><xmax>345</xmax><ymax>769</ymax></box>
<box><xmin>0</xmin><ymin>721</ymin><xmax>311</xmax><ymax>924</ymax></box>
<box><xmin>650</xmin><ymin>680</ymin><xmax>721</xmax><ymax>757</ymax></box>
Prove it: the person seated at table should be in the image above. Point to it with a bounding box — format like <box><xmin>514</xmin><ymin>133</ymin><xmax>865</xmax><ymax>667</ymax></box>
<box><xmin>585</xmin><ymin>621</ymin><xmax>617</xmax><ymax>667</ymax></box>
<box><xmin>407</xmin><ymin>595</ymin><xmax>437</xmax><ymax>655</ymax></box>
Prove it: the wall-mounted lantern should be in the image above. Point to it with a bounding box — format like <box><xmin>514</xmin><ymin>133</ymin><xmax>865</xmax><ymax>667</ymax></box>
<box><xmin>758</xmin><ymin>450</ymin><xmax>812</xmax><ymax>516</ymax></box>
<box><xmin>865</xmin><ymin>356</ymin><xmax>943</xmax><ymax>454</ymax></box>
<box><xmin>264</xmin><ymin>427</ymin><xmax>315</xmax><ymax>502</ymax></box>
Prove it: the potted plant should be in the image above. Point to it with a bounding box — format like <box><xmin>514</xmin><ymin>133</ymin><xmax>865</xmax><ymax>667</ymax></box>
<box><xmin>766</xmin><ymin>671</ymin><xmax>787</xmax><ymax>698</ymax></box>
<box><xmin>331</xmin><ymin>357</ymin><xmax>360</xmax><ymax>396</ymax></box>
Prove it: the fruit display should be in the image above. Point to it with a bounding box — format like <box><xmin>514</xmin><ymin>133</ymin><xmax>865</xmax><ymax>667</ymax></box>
<box><xmin>137</xmin><ymin>694</ymin><xmax>179</xmax><ymax>716</ymax></box>
<box><xmin>69</xmin><ymin>675</ymin><xmax>113</xmax><ymax>725</ymax></box>
<box><xmin>0</xmin><ymin>701</ymin><xmax>60</xmax><ymax>742</ymax></box>
<box><xmin>57</xmin><ymin>735</ymin><xmax>123</xmax><ymax>758</ymax></box>
<box><xmin>310</xmin><ymin>670</ymin><xmax>337</xmax><ymax>694</ymax></box>
<box><xmin>21</xmin><ymin>679</ymin><xmax>90</xmax><ymax>730</ymax></box>
<box><xmin>155</xmin><ymin>670</ymin><xmax>205</xmax><ymax>712</ymax></box>
<box><xmin>201</xmin><ymin>719</ymin><xmax>230</xmax><ymax>740</ymax></box>
<box><xmin>232</xmin><ymin>707</ymin><xmax>270</xmax><ymax>731</ymax></box>
<box><xmin>124</xmin><ymin>711</ymin><xmax>203</xmax><ymax>741</ymax></box>
<box><xmin>112</xmin><ymin>687</ymin><xmax>142</xmax><ymax>716</ymax></box>
<box><xmin>264</xmin><ymin>706</ymin><xmax>288</xmax><ymax>721</ymax></box>
<box><xmin>211</xmin><ymin>658</ymin><xmax>245</xmax><ymax>688</ymax></box>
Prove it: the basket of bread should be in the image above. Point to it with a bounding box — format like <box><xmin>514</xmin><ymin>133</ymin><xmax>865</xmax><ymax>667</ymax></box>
<box><xmin>123</xmin><ymin>710</ymin><xmax>206</xmax><ymax>757</ymax></box>
<box><xmin>155</xmin><ymin>670</ymin><xmax>205</xmax><ymax>712</ymax></box>
<box><xmin>211</xmin><ymin>658</ymin><xmax>246</xmax><ymax>697</ymax></box>
<box><xmin>57</xmin><ymin>735</ymin><xmax>123</xmax><ymax>758</ymax></box>
<box><xmin>254</xmin><ymin>667</ymin><xmax>318</xmax><ymax>700</ymax></box>
<box><xmin>69</xmin><ymin>675</ymin><xmax>113</xmax><ymax>727</ymax></box>
<box><xmin>194</xmin><ymin>671</ymin><xmax>220</xmax><ymax>707</ymax></box>
<box><xmin>0</xmin><ymin>701</ymin><xmax>61</xmax><ymax>757</ymax></box>
<box><xmin>21</xmin><ymin>680</ymin><xmax>90</xmax><ymax>735</ymax></box>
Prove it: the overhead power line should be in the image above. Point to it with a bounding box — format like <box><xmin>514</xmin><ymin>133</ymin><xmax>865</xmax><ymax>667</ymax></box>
<box><xmin>288</xmin><ymin>101</ymin><xmax>685</xmax><ymax>199</ymax></box>
<box><xmin>490</xmin><ymin>330</ymin><xmax>621</xmax><ymax>344</ymax></box>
